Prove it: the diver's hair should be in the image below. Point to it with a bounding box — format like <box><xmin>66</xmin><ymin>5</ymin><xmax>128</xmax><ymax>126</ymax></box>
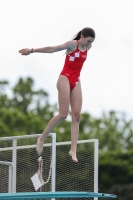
<box><xmin>73</xmin><ymin>27</ymin><xmax>95</xmax><ymax>40</ymax></box>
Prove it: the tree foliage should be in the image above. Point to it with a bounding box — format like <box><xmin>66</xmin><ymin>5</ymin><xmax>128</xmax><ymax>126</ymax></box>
<box><xmin>98</xmin><ymin>150</ymin><xmax>133</xmax><ymax>200</ymax></box>
<box><xmin>0</xmin><ymin>77</ymin><xmax>133</xmax><ymax>152</ymax></box>
<box><xmin>79</xmin><ymin>111</ymin><xmax>133</xmax><ymax>152</ymax></box>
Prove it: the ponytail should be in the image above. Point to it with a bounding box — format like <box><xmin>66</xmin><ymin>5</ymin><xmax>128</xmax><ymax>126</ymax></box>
<box><xmin>73</xmin><ymin>30</ymin><xmax>82</xmax><ymax>40</ymax></box>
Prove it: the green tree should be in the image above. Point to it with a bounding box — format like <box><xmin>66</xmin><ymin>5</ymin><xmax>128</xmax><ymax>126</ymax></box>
<box><xmin>11</xmin><ymin>77</ymin><xmax>49</xmax><ymax>113</ymax></box>
<box><xmin>0</xmin><ymin>77</ymin><xmax>133</xmax><ymax>152</ymax></box>
<box><xmin>0</xmin><ymin>80</ymin><xmax>11</xmax><ymax>108</ymax></box>
<box><xmin>79</xmin><ymin>111</ymin><xmax>133</xmax><ymax>152</ymax></box>
<box><xmin>98</xmin><ymin>150</ymin><xmax>133</xmax><ymax>200</ymax></box>
<box><xmin>0</xmin><ymin>77</ymin><xmax>58</xmax><ymax>136</ymax></box>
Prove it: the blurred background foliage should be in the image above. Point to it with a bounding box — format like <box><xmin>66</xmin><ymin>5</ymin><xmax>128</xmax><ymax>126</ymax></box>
<box><xmin>0</xmin><ymin>77</ymin><xmax>133</xmax><ymax>199</ymax></box>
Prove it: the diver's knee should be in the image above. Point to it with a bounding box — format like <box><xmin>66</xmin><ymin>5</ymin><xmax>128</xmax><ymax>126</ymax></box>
<box><xmin>59</xmin><ymin>113</ymin><xmax>68</xmax><ymax>120</ymax></box>
<box><xmin>72</xmin><ymin>112</ymin><xmax>81</xmax><ymax>122</ymax></box>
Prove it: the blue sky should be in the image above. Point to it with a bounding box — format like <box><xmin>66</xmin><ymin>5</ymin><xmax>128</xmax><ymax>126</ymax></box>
<box><xmin>0</xmin><ymin>0</ymin><xmax>133</xmax><ymax>119</ymax></box>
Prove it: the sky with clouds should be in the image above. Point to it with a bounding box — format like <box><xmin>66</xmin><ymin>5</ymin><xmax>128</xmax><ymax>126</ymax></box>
<box><xmin>0</xmin><ymin>0</ymin><xmax>133</xmax><ymax>119</ymax></box>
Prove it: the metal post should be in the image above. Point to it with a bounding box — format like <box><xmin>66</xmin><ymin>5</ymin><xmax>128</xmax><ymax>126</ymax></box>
<box><xmin>8</xmin><ymin>164</ymin><xmax>13</xmax><ymax>192</ymax></box>
<box><xmin>51</xmin><ymin>133</ymin><xmax>56</xmax><ymax>200</ymax></box>
<box><xmin>94</xmin><ymin>139</ymin><xmax>99</xmax><ymax>200</ymax></box>
<box><xmin>0</xmin><ymin>161</ymin><xmax>13</xmax><ymax>193</ymax></box>
<box><xmin>12</xmin><ymin>138</ymin><xmax>17</xmax><ymax>193</ymax></box>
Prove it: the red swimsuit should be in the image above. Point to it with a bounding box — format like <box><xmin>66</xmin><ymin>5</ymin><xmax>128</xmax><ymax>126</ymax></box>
<box><xmin>60</xmin><ymin>41</ymin><xmax>87</xmax><ymax>90</ymax></box>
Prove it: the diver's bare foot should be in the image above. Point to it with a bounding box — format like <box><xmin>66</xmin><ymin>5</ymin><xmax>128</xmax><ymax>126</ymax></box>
<box><xmin>69</xmin><ymin>150</ymin><xmax>78</xmax><ymax>162</ymax></box>
<box><xmin>36</xmin><ymin>137</ymin><xmax>44</xmax><ymax>156</ymax></box>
